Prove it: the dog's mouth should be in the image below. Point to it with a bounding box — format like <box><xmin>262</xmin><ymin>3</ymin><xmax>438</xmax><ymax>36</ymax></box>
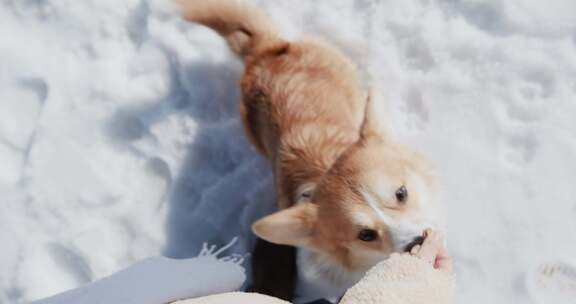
<box><xmin>403</xmin><ymin>236</ymin><xmax>425</xmax><ymax>253</ymax></box>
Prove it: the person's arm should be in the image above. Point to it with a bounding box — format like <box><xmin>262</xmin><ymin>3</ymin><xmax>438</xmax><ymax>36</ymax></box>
<box><xmin>339</xmin><ymin>230</ymin><xmax>455</xmax><ymax>304</ymax></box>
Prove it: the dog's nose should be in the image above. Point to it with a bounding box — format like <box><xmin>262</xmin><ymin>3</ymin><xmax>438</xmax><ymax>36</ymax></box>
<box><xmin>403</xmin><ymin>235</ymin><xmax>425</xmax><ymax>252</ymax></box>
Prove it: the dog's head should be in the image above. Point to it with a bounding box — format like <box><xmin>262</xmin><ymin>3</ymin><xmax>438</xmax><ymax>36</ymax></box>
<box><xmin>253</xmin><ymin>92</ymin><xmax>444</xmax><ymax>274</ymax></box>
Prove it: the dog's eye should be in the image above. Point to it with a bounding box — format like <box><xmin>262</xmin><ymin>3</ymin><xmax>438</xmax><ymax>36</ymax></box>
<box><xmin>296</xmin><ymin>184</ymin><xmax>316</xmax><ymax>203</ymax></box>
<box><xmin>297</xmin><ymin>190</ymin><xmax>313</xmax><ymax>202</ymax></box>
<box><xmin>395</xmin><ymin>186</ymin><xmax>408</xmax><ymax>203</ymax></box>
<box><xmin>357</xmin><ymin>229</ymin><xmax>378</xmax><ymax>242</ymax></box>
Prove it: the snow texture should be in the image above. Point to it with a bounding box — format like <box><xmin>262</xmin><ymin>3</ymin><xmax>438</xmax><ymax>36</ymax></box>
<box><xmin>1</xmin><ymin>0</ymin><xmax>576</xmax><ymax>303</ymax></box>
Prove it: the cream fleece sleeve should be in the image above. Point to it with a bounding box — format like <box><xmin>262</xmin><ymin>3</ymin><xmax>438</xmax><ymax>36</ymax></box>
<box><xmin>172</xmin><ymin>292</ymin><xmax>290</xmax><ymax>304</ymax></box>
<box><xmin>174</xmin><ymin>254</ymin><xmax>454</xmax><ymax>304</ymax></box>
<box><xmin>339</xmin><ymin>254</ymin><xmax>455</xmax><ymax>304</ymax></box>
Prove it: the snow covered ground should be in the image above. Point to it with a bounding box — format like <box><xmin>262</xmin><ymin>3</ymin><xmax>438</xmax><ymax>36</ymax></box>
<box><xmin>1</xmin><ymin>0</ymin><xmax>576</xmax><ymax>303</ymax></box>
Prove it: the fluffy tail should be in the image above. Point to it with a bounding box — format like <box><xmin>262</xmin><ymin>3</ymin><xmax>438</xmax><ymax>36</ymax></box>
<box><xmin>177</xmin><ymin>0</ymin><xmax>285</xmax><ymax>58</ymax></box>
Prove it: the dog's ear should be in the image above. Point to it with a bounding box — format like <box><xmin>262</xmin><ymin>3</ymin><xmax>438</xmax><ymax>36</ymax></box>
<box><xmin>252</xmin><ymin>203</ymin><xmax>318</xmax><ymax>246</ymax></box>
<box><xmin>359</xmin><ymin>88</ymin><xmax>390</xmax><ymax>142</ymax></box>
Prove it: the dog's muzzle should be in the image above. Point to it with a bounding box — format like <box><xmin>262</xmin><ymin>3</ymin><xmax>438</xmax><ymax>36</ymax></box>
<box><xmin>403</xmin><ymin>235</ymin><xmax>425</xmax><ymax>252</ymax></box>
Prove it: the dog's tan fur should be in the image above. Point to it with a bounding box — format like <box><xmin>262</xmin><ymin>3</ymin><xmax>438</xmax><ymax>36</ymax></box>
<box><xmin>178</xmin><ymin>0</ymin><xmax>443</xmax><ymax>293</ymax></box>
<box><xmin>178</xmin><ymin>0</ymin><xmax>365</xmax><ymax>208</ymax></box>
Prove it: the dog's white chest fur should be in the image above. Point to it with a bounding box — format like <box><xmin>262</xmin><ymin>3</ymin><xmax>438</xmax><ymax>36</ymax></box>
<box><xmin>293</xmin><ymin>248</ymin><xmax>363</xmax><ymax>304</ymax></box>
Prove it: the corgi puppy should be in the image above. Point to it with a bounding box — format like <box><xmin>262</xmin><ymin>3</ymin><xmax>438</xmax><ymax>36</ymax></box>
<box><xmin>178</xmin><ymin>0</ymin><xmax>444</xmax><ymax>301</ymax></box>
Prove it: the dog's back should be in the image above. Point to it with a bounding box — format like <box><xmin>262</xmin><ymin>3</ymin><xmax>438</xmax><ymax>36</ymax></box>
<box><xmin>178</xmin><ymin>0</ymin><xmax>365</xmax><ymax>200</ymax></box>
<box><xmin>178</xmin><ymin>1</ymin><xmax>368</xmax><ymax>301</ymax></box>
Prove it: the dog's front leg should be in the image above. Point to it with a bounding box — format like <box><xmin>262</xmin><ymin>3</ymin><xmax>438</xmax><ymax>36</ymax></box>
<box><xmin>248</xmin><ymin>238</ymin><xmax>297</xmax><ymax>301</ymax></box>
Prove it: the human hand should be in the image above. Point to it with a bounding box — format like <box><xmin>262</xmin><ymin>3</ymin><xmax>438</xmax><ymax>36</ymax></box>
<box><xmin>409</xmin><ymin>229</ymin><xmax>453</xmax><ymax>273</ymax></box>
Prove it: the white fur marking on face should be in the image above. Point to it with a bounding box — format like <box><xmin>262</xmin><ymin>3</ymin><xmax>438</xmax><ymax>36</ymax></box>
<box><xmin>407</xmin><ymin>171</ymin><xmax>444</xmax><ymax>231</ymax></box>
<box><xmin>361</xmin><ymin>189</ymin><xmax>426</xmax><ymax>251</ymax></box>
<box><xmin>361</xmin><ymin>189</ymin><xmax>392</xmax><ymax>224</ymax></box>
<box><xmin>367</xmin><ymin>174</ymin><xmax>395</xmax><ymax>203</ymax></box>
<box><xmin>351</xmin><ymin>210</ymin><xmax>374</xmax><ymax>228</ymax></box>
